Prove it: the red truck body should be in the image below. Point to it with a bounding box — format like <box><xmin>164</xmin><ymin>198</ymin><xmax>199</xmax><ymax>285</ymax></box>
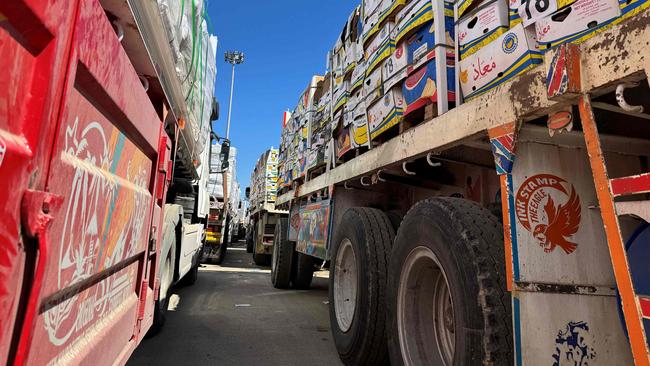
<box><xmin>0</xmin><ymin>0</ymin><xmax>170</xmax><ymax>364</ymax></box>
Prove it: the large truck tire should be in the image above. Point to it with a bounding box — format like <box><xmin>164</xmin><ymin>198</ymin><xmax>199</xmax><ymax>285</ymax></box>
<box><xmin>272</xmin><ymin>218</ymin><xmax>293</xmax><ymax>289</ymax></box>
<box><xmin>149</xmin><ymin>253</ymin><xmax>173</xmax><ymax>336</ymax></box>
<box><xmin>387</xmin><ymin>198</ymin><xmax>512</xmax><ymax>366</ymax></box>
<box><xmin>246</xmin><ymin>225</ymin><xmax>254</xmax><ymax>253</ymax></box>
<box><xmin>329</xmin><ymin>207</ymin><xmax>394</xmax><ymax>366</ymax></box>
<box><xmin>253</xmin><ymin>251</ymin><xmax>272</xmax><ymax>266</ymax></box>
<box><xmin>181</xmin><ymin>261</ymin><xmax>199</xmax><ymax>286</ymax></box>
<box><xmin>214</xmin><ymin>218</ymin><xmax>230</xmax><ymax>265</ymax></box>
<box><xmin>291</xmin><ymin>252</ymin><xmax>314</xmax><ymax>290</ymax></box>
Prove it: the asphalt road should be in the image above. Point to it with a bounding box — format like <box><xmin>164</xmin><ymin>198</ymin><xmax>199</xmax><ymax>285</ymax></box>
<box><xmin>128</xmin><ymin>241</ymin><xmax>343</xmax><ymax>366</ymax></box>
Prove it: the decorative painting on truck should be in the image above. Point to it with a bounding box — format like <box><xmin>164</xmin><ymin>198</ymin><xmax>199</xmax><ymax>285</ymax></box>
<box><xmin>289</xmin><ymin>200</ymin><xmax>331</xmax><ymax>259</ymax></box>
<box><xmin>515</xmin><ymin>174</ymin><xmax>581</xmax><ymax>255</ymax></box>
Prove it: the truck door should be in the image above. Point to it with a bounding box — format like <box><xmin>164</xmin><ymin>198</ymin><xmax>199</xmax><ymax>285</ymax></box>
<box><xmin>9</xmin><ymin>0</ymin><xmax>164</xmax><ymax>364</ymax></box>
<box><xmin>0</xmin><ymin>0</ymin><xmax>79</xmax><ymax>364</ymax></box>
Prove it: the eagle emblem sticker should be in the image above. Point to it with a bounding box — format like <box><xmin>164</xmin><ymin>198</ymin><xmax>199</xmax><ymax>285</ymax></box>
<box><xmin>515</xmin><ymin>174</ymin><xmax>581</xmax><ymax>254</ymax></box>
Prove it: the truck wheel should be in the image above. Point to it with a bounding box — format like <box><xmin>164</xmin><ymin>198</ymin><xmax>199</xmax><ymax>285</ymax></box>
<box><xmin>150</xmin><ymin>254</ymin><xmax>173</xmax><ymax>335</ymax></box>
<box><xmin>292</xmin><ymin>252</ymin><xmax>314</xmax><ymax>290</ymax></box>
<box><xmin>272</xmin><ymin>218</ymin><xmax>293</xmax><ymax>289</ymax></box>
<box><xmin>215</xmin><ymin>223</ymin><xmax>230</xmax><ymax>265</ymax></box>
<box><xmin>246</xmin><ymin>229</ymin><xmax>254</xmax><ymax>253</ymax></box>
<box><xmin>181</xmin><ymin>262</ymin><xmax>199</xmax><ymax>286</ymax></box>
<box><xmin>329</xmin><ymin>208</ymin><xmax>394</xmax><ymax>366</ymax></box>
<box><xmin>387</xmin><ymin>198</ymin><xmax>512</xmax><ymax>366</ymax></box>
<box><xmin>253</xmin><ymin>251</ymin><xmax>271</xmax><ymax>266</ymax></box>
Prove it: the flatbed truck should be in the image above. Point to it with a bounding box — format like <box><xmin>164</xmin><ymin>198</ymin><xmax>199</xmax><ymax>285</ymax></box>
<box><xmin>266</xmin><ymin>6</ymin><xmax>650</xmax><ymax>366</ymax></box>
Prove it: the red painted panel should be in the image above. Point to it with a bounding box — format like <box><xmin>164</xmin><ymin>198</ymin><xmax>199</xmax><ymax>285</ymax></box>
<box><xmin>0</xmin><ymin>0</ymin><xmax>78</xmax><ymax>364</ymax></box>
<box><xmin>6</xmin><ymin>0</ymin><xmax>163</xmax><ymax>364</ymax></box>
<box><xmin>611</xmin><ymin>172</ymin><xmax>650</xmax><ymax>197</ymax></box>
<box><xmin>641</xmin><ymin>297</ymin><xmax>650</xmax><ymax>319</ymax></box>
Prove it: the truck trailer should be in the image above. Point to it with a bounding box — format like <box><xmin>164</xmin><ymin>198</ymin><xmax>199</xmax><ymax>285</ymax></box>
<box><xmin>259</xmin><ymin>1</ymin><xmax>650</xmax><ymax>365</ymax></box>
<box><xmin>0</xmin><ymin>0</ymin><xmax>218</xmax><ymax>364</ymax></box>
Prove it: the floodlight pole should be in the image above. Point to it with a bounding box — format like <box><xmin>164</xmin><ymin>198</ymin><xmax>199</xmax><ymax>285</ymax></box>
<box><xmin>225</xmin><ymin>51</ymin><xmax>244</xmax><ymax>140</ymax></box>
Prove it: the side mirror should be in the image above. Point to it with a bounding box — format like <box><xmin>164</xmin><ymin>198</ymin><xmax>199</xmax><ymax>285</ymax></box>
<box><xmin>211</xmin><ymin>97</ymin><xmax>219</xmax><ymax>121</ymax></box>
<box><xmin>220</xmin><ymin>140</ymin><xmax>230</xmax><ymax>170</ymax></box>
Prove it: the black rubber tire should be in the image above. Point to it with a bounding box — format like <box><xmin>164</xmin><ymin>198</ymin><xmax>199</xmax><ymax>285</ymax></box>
<box><xmin>385</xmin><ymin>210</ymin><xmax>403</xmax><ymax>232</ymax></box>
<box><xmin>214</xmin><ymin>220</ymin><xmax>230</xmax><ymax>265</ymax></box>
<box><xmin>149</xmin><ymin>255</ymin><xmax>172</xmax><ymax>336</ymax></box>
<box><xmin>253</xmin><ymin>252</ymin><xmax>272</xmax><ymax>266</ymax></box>
<box><xmin>291</xmin><ymin>252</ymin><xmax>314</xmax><ymax>290</ymax></box>
<box><xmin>387</xmin><ymin>197</ymin><xmax>512</xmax><ymax>366</ymax></box>
<box><xmin>272</xmin><ymin>218</ymin><xmax>293</xmax><ymax>289</ymax></box>
<box><xmin>246</xmin><ymin>226</ymin><xmax>254</xmax><ymax>253</ymax></box>
<box><xmin>329</xmin><ymin>208</ymin><xmax>394</xmax><ymax>366</ymax></box>
<box><xmin>181</xmin><ymin>262</ymin><xmax>199</xmax><ymax>286</ymax></box>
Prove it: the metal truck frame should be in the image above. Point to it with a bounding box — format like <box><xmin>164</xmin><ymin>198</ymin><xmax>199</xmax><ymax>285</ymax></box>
<box><xmin>269</xmin><ymin>7</ymin><xmax>650</xmax><ymax>366</ymax></box>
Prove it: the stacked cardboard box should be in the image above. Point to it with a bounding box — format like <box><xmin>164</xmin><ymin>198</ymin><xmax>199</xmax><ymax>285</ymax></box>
<box><xmin>157</xmin><ymin>0</ymin><xmax>217</xmax><ymax>153</ymax></box>
<box><xmin>249</xmin><ymin>148</ymin><xmax>279</xmax><ymax>207</ymax></box>
<box><xmin>274</xmin><ymin>0</ymin><xmax>649</xmax><ymax>191</ymax></box>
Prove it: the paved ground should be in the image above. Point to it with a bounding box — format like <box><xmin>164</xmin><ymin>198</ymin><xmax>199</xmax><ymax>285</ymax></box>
<box><xmin>128</xmin><ymin>241</ymin><xmax>342</xmax><ymax>366</ymax></box>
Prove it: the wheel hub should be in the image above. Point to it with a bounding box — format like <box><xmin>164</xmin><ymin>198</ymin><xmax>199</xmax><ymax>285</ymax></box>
<box><xmin>333</xmin><ymin>238</ymin><xmax>357</xmax><ymax>333</ymax></box>
<box><xmin>397</xmin><ymin>246</ymin><xmax>455</xmax><ymax>366</ymax></box>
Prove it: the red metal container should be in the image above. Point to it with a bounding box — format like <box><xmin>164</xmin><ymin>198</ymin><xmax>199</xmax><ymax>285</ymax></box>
<box><xmin>0</xmin><ymin>0</ymin><xmax>169</xmax><ymax>364</ymax></box>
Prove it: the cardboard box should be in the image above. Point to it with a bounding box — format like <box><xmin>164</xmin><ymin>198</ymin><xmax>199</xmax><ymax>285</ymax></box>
<box><xmin>363</xmin><ymin>65</ymin><xmax>384</xmax><ymax>105</ymax></box>
<box><xmin>382</xmin><ymin>41</ymin><xmax>409</xmax><ymax>90</ymax></box>
<box><xmin>333</xmin><ymin>75</ymin><xmax>350</xmax><ymax>113</ymax></box>
<box><xmin>344</xmin><ymin>6</ymin><xmax>362</xmax><ymax>74</ymax></box>
<box><xmin>459</xmin><ymin>23</ymin><xmax>543</xmax><ymax>100</ymax></box>
<box><xmin>535</xmin><ymin>0</ymin><xmax>620</xmax><ymax>50</ymax></box>
<box><xmin>403</xmin><ymin>56</ymin><xmax>456</xmax><ymax>116</ymax></box>
<box><xmin>363</xmin><ymin>0</ymin><xmax>383</xmax><ymax>20</ymax></box>
<box><xmin>458</xmin><ymin>0</ymin><xmax>510</xmax><ymax>60</ymax></box>
<box><xmin>405</xmin><ymin>17</ymin><xmax>454</xmax><ymax>65</ymax></box>
<box><xmin>367</xmin><ymin>87</ymin><xmax>405</xmax><ymax>140</ymax></box>
<box><xmin>335</xmin><ymin>125</ymin><xmax>352</xmax><ymax>158</ymax></box>
<box><xmin>363</xmin><ymin>0</ymin><xmax>406</xmax><ymax>43</ymax></box>
<box><xmin>395</xmin><ymin>0</ymin><xmax>455</xmax><ymax>44</ymax></box>
<box><xmin>517</xmin><ymin>0</ymin><xmax>578</xmax><ymax>26</ymax></box>
<box><xmin>351</xmin><ymin>116</ymin><xmax>371</xmax><ymax>148</ymax></box>
<box><xmin>351</xmin><ymin>60</ymin><xmax>367</xmax><ymax>92</ymax></box>
<box><xmin>365</xmin><ymin>21</ymin><xmax>396</xmax><ymax>75</ymax></box>
<box><xmin>457</xmin><ymin>0</ymin><xmax>524</xmax><ymax>26</ymax></box>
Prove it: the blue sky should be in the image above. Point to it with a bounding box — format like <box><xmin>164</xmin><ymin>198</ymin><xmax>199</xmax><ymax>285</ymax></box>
<box><xmin>207</xmin><ymin>1</ymin><xmax>356</xmax><ymax>195</ymax></box>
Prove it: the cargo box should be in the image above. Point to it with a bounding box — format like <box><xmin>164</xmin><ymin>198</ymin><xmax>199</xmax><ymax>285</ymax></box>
<box><xmin>335</xmin><ymin>125</ymin><xmax>353</xmax><ymax>158</ymax></box>
<box><xmin>458</xmin><ymin>23</ymin><xmax>543</xmax><ymax>100</ymax></box>
<box><xmin>333</xmin><ymin>75</ymin><xmax>350</xmax><ymax>113</ymax></box>
<box><xmin>365</xmin><ymin>21</ymin><xmax>396</xmax><ymax>75</ymax></box>
<box><xmin>535</xmin><ymin>0</ymin><xmax>621</xmax><ymax>50</ymax></box>
<box><xmin>458</xmin><ymin>0</ymin><xmax>510</xmax><ymax>60</ymax></box>
<box><xmin>403</xmin><ymin>56</ymin><xmax>456</xmax><ymax>117</ymax></box>
<box><xmin>382</xmin><ymin>41</ymin><xmax>409</xmax><ymax>90</ymax></box>
<box><xmin>363</xmin><ymin>65</ymin><xmax>384</xmax><ymax>105</ymax></box>
<box><xmin>363</xmin><ymin>0</ymin><xmax>406</xmax><ymax>43</ymax></box>
<box><xmin>367</xmin><ymin>87</ymin><xmax>405</xmax><ymax>140</ymax></box>
<box><xmin>405</xmin><ymin>17</ymin><xmax>454</xmax><ymax>65</ymax></box>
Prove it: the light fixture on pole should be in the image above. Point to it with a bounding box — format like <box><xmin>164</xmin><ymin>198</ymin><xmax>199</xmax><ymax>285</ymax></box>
<box><xmin>225</xmin><ymin>50</ymin><xmax>244</xmax><ymax>140</ymax></box>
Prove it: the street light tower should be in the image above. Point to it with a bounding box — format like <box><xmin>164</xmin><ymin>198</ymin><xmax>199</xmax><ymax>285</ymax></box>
<box><xmin>224</xmin><ymin>50</ymin><xmax>244</xmax><ymax>140</ymax></box>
